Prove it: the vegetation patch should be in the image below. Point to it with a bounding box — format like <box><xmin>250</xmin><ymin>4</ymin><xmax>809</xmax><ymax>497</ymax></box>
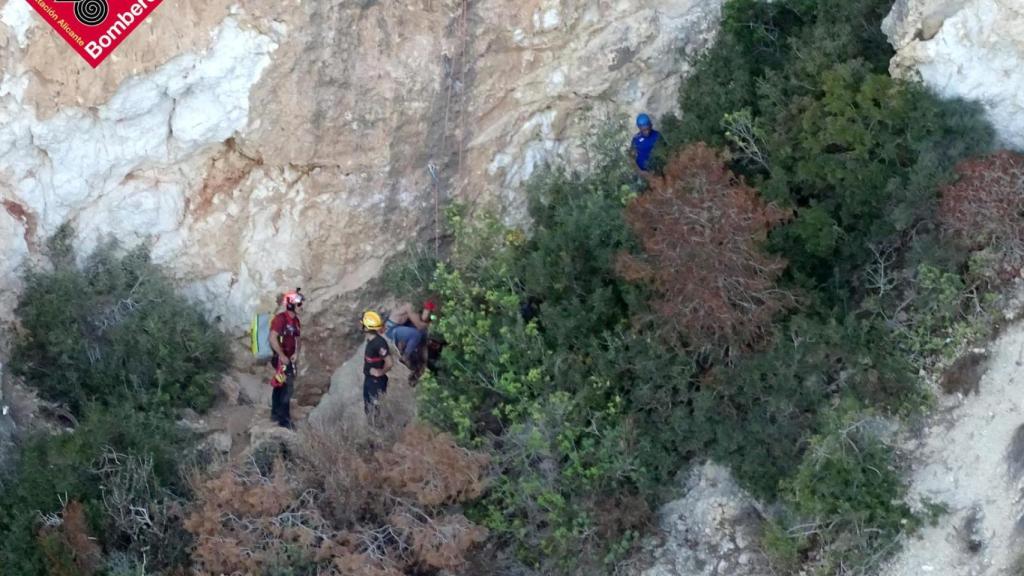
<box><xmin>11</xmin><ymin>224</ymin><xmax>229</xmax><ymax>415</ymax></box>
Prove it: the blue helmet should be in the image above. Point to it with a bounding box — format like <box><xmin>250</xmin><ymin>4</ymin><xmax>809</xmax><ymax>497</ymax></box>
<box><xmin>636</xmin><ymin>113</ymin><xmax>652</xmax><ymax>128</ymax></box>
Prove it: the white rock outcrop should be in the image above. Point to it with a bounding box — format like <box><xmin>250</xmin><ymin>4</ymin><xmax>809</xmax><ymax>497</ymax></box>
<box><xmin>884</xmin><ymin>0</ymin><xmax>1024</xmax><ymax>149</ymax></box>
<box><xmin>0</xmin><ymin>0</ymin><xmax>723</xmax><ymax>381</ymax></box>
<box><xmin>628</xmin><ymin>463</ymin><xmax>770</xmax><ymax>576</ymax></box>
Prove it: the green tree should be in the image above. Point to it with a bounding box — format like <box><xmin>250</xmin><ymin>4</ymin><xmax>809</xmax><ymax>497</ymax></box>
<box><xmin>11</xmin><ymin>225</ymin><xmax>229</xmax><ymax>414</ymax></box>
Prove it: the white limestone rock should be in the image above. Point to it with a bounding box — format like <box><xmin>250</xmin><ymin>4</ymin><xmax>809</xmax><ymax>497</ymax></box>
<box><xmin>884</xmin><ymin>0</ymin><xmax>1024</xmax><ymax>150</ymax></box>
<box><xmin>205</xmin><ymin>431</ymin><xmax>233</xmax><ymax>455</ymax></box>
<box><xmin>0</xmin><ymin>0</ymin><xmax>34</xmax><ymax>49</ymax></box>
<box><xmin>628</xmin><ymin>463</ymin><xmax>771</xmax><ymax>576</ymax></box>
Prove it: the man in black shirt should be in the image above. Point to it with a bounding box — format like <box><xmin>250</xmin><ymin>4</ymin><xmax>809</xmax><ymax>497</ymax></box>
<box><xmin>361</xmin><ymin>310</ymin><xmax>393</xmax><ymax>424</ymax></box>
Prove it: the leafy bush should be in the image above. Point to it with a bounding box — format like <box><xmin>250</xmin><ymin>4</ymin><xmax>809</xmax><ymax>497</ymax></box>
<box><xmin>413</xmin><ymin>162</ymin><xmax>674</xmax><ymax>571</ymax></box>
<box><xmin>403</xmin><ymin>1</ymin><xmax>996</xmax><ymax>573</ymax></box>
<box><xmin>37</xmin><ymin>500</ymin><xmax>103</xmax><ymax>576</ymax></box>
<box><xmin>11</xmin><ymin>225</ymin><xmax>229</xmax><ymax>414</ymax></box>
<box><xmin>762</xmin><ymin>65</ymin><xmax>992</xmax><ymax>292</ymax></box>
<box><xmin>892</xmin><ymin>264</ymin><xmax>990</xmax><ymax>363</ymax></box>
<box><xmin>416</xmin><ymin>147</ymin><xmax>915</xmax><ymax>572</ymax></box>
<box><xmin>0</xmin><ymin>404</ymin><xmax>194</xmax><ymax>575</ymax></box>
<box><xmin>696</xmin><ymin>314</ymin><xmax>917</xmax><ymax>498</ymax></box>
<box><xmin>670</xmin><ymin>0</ymin><xmax>892</xmax><ymax>151</ymax></box>
<box><xmin>774</xmin><ymin>413</ymin><xmax>917</xmax><ymax>574</ymax></box>
<box><xmin>0</xmin><ymin>227</ymin><xmax>227</xmax><ymax>574</ymax></box>
<box><xmin>673</xmin><ymin>0</ymin><xmax>993</xmax><ymax>302</ymax></box>
<box><xmin>379</xmin><ymin>244</ymin><xmax>439</xmax><ymax>305</ymax></box>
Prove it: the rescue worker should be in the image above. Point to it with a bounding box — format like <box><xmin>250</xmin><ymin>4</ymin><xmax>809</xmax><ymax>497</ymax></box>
<box><xmin>385</xmin><ymin>300</ymin><xmax>436</xmax><ymax>377</ymax></box>
<box><xmin>629</xmin><ymin>113</ymin><xmax>662</xmax><ymax>173</ymax></box>
<box><xmin>361</xmin><ymin>310</ymin><xmax>393</xmax><ymax>424</ymax></box>
<box><xmin>269</xmin><ymin>289</ymin><xmax>303</xmax><ymax>429</ymax></box>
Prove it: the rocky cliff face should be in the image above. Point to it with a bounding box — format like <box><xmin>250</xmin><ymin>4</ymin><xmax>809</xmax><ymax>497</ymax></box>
<box><xmin>0</xmin><ymin>0</ymin><xmax>723</xmax><ymax>353</ymax></box>
<box><xmin>884</xmin><ymin>0</ymin><xmax>1024</xmax><ymax>149</ymax></box>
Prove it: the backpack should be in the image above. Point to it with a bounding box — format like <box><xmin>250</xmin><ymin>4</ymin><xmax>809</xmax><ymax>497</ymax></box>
<box><xmin>251</xmin><ymin>312</ymin><xmax>274</xmax><ymax>361</ymax></box>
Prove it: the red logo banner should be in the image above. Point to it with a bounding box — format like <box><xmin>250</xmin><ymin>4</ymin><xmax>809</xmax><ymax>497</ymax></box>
<box><xmin>24</xmin><ymin>0</ymin><xmax>162</xmax><ymax>68</ymax></box>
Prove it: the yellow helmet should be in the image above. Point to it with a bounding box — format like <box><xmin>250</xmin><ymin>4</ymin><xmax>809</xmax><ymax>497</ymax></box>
<box><xmin>361</xmin><ymin>310</ymin><xmax>384</xmax><ymax>331</ymax></box>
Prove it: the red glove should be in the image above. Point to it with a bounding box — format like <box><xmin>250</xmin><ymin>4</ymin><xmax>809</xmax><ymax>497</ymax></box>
<box><xmin>270</xmin><ymin>362</ymin><xmax>287</xmax><ymax>388</ymax></box>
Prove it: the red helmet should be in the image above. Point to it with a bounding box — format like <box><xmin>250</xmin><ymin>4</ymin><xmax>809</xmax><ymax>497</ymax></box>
<box><xmin>283</xmin><ymin>289</ymin><xmax>304</xmax><ymax>310</ymax></box>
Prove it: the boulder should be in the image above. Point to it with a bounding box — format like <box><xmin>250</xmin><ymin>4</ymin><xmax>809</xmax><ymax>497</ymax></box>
<box><xmin>884</xmin><ymin>0</ymin><xmax>1024</xmax><ymax>150</ymax></box>
<box><xmin>629</xmin><ymin>463</ymin><xmax>771</xmax><ymax>576</ymax></box>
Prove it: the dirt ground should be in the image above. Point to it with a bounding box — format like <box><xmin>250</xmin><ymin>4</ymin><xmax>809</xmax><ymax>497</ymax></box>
<box><xmin>881</xmin><ymin>324</ymin><xmax>1024</xmax><ymax>576</ymax></box>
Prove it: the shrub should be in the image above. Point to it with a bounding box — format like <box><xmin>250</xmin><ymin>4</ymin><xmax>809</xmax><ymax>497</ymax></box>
<box><xmin>762</xmin><ymin>520</ymin><xmax>802</xmax><ymax>573</ymax></box>
<box><xmin>379</xmin><ymin>244</ymin><xmax>439</xmax><ymax>304</ymax></box>
<box><xmin>672</xmin><ymin>0</ymin><xmax>893</xmax><ymax>152</ymax></box>
<box><xmin>418</xmin><ymin>165</ymin><xmax>674</xmax><ymax>572</ymax></box>
<box><xmin>672</xmin><ymin>0</ymin><xmax>993</xmax><ymax>303</ymax></box>
<box><xmin>0</xmin><ymin>404</ymin><xmax>194</xmax><ymax>575</ymax></box>
<box><xmin>11</xmin><ymin>225</ymin><xmax>229</xmax><ymax>415</ymax></box>
<box><xmin>859</xmin><ymin>252</ymin><xmax>996</xmax><ymax>369</ymax></box>
<box><xmin>92</xmin><ymin>448</ymin><xmax>191</xmax><ymax>569</ymax></box>
<box><xmin>892</xmin><ymin>264</ymin><xmax>988</xmax><ymax>364</ymax></box>
<box><xmin>520</xmin><ymin>169</ymin><xmax>648</xmax><ymax>343</ymax></box>
<box><xmin>618</xmin><ymin>143</ymin><xmax>794</xmax><ymax>352</ymax></box>
<box><xmin>418</xmin><ymin>153</ymin><xmax>915</xmax><ymax>572</ymax></box>
<box><xmin>693</xmin><ymin>313</ymin><xmax>917</xmax><ymax>498</ymax></box>
<box><xmin>777</xmin><ymin>413</ymin><xmax>917</xmax><ymax>574</ymax></box>
<box><xmin>939</xmin><ymin>151</ymin><xmax>1024</xmax><ymax>280</ymax></box>
<box><xmin>184</xmin><ymin>424</ymin><xmax>489</xmax><ymax>575</ymax></box>
<box><xmin>761</xmin><ymin>64</ymin><xmax>993</xmax><ymax>295</ymax></box>
<box><xmin>406</xmin><ymin>1</ymin><xmax>993</xmax><ymax>572</ymax></box>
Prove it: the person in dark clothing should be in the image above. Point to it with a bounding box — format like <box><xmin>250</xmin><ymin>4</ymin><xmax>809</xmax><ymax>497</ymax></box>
<box><xmin>269</xmin><ymin>289</ymin><xmax>304</xmax><ymax>428</ymax></box>
<box><xmin>519</xmin><ymin>296</ymin><xmax>541</xmax><ymax>324</ymax></box>
<box><xmin>425</xmin><ymin>334</ymin><xmax>446</xmax><ymax>374</ymax></box>
<box><xmin>361</xmin><ymin>310</ymin><xmax>393</xmax><ymax>424</ymax></box>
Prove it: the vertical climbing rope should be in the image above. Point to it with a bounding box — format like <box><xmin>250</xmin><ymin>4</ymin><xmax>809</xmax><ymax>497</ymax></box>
<box><xmin>457</xmin><ymin>0</ymin><xmax>469</xmax><ymax>178</ymax></box>
<box><xmin>431</xmin><ymin>0</ymin><xmax>471</xmax><ymax>259</ymax></box>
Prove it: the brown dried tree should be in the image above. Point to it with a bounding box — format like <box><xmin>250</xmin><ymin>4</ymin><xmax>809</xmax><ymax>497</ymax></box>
<box><xmin>184</xmin><ymin>424</ymin><xmax>488</xmax><ymax>576</ymax></box>
<box><xmin>37</xmin><ymin>500</ymin><xmax>103</xmax><ymax>576</ymax></box>
<box><xmin>938</xmin><ymin>150</ymin><xmax>1024</xmax><ymax>280</ymax></box>
<box><xmin>619</xmin><ymin>143</ymin><xmax>793</xmax><ymax>351</ymax></box>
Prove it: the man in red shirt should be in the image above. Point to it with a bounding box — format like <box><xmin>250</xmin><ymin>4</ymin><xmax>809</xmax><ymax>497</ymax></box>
<box><xmin>269</xmin><ymin>289</ymin><xmax>303</xmax><ymax>428</ymax></box>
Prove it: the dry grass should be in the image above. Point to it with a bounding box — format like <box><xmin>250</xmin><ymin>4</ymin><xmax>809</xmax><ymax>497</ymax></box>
<box><xmin>184</xmin><ymin>421</ymin><xmax>489</xmax><ymax>575</ymax></box>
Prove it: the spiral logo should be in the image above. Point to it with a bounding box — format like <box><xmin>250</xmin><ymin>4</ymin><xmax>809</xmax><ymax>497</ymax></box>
<box><xmin>74</xmin><ymin>0</ymin><xmax>108</xmax><ymax>26</ymax></box>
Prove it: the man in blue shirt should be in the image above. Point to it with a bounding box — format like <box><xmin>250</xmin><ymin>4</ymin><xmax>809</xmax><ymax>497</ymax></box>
<box><xmin>630</xmin><ymin>113</ymin><xmax>661</xmax><ymax>172</ymax></box>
